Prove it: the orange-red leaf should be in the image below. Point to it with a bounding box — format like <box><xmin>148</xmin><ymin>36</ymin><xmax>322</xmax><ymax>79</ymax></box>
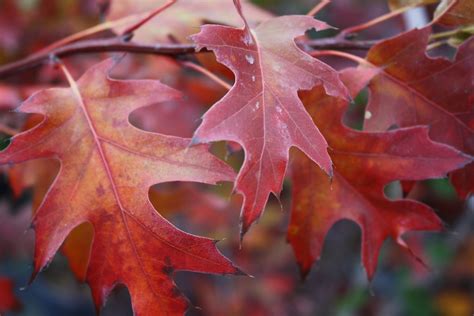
<box><xmin>191</xmin><ymin>1</ymin><xmax>349</xmax><ymax>236</ymax></box>
<box><xmin>0</xmin><ymin>59</ymin><xmax>240</xmax><ymax>315</ymax></box>
<box><xmin>288</xmin><ymin>68</ymin><xmax>471</xmax><ymax>279</ymax></box>
<box><xmin>363</xmin><ymin>27</ymin><xmax>474</xmax><ymax>198</ymax></box>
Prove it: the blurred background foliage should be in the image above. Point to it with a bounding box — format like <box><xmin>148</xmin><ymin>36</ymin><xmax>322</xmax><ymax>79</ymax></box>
<box><xmin>0</xmin><ymin>0</ymin><xmax>473</xmax><ymax>315</ymax></box>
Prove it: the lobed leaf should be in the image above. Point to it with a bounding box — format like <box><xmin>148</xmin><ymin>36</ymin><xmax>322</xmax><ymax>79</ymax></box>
<box><xmin>288</xmin><ymin>68</ymin><xmax>472</xmax><ymax>279</ymax></box>
<box><xmin>363</xmin><ymin>27</ymin><xmax>474</xmax><ymax>198</ymax></box>
<box><xmin>0</xmin><ymin>59</ymin><xmax>241</xmax><ymax>315</ymax></box>
<box><xmin>191</xmin><ymin>0</ymin><xmax>349</xmax><ymax>236</ymax></box>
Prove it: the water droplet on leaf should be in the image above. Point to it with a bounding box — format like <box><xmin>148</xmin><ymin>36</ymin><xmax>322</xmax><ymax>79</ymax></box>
<box><xmin>245</xmin><ymin>54</ymin><xmax>255</xmax><ymax>65</ymax></box>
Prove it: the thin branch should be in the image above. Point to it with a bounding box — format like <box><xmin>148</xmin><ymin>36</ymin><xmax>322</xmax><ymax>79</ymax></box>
<box><xmin>37</xmin><ymin>16</ymin><xmax>138</xmax><ymax>54</ymax></box>
<box><xmin>429</xmin><ymin>27</ymin><xmax>468</xmax><ymax>41</ymax></box>
<box><xmin>122</xmin><ymin>0</ymin><xmax>176</xmax><ymax>35</ymax></box>
<box><xmin>0</xmin><ymin>123</ymin><xmax>18</xmax><ymax>136</ymax></box>
<box><xmin>0</xmin><ymin>37</ymin><xmax>379</xmax><ymax>79</ymax></box>
<box><xmin>181</xmin><ymin>61</ymin><xmax>232</xmax><ymax>90</ymax></box>
<box><xmin>307</xmin><ymin>0</ymin><xmax>331</xmax><ymax>16</ymax></box>
<box><xmin>311</xmin><ymin>50</ymin><xmax>373</xmax><ymax>66</ymax></box>
<box><xmin>38</xmin><ymin>1</ymin><xmax>176</xmax><ymax>54</ymax></box>
<box><xmin>340</xmin><ymin>5</ymin><xmax>415</xmax><ymax>36</ymax></box>
<box><xmin>0</xmin><ymin>38</ymin><xmax>197</xmax><ymax>78</ymax></box>
<box><xmin>304</xmin><ymin>38</ymin><xmax>378</xmax><ymax>50</ymax></box>
<box><xmin>427</xmin><ymin>40</ymin><xmax>448</xmax><ymax>50</ymax></box>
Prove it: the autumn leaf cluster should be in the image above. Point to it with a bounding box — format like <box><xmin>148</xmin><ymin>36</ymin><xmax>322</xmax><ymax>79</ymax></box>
<box><xmin>0</xmin><ymin>0</ymin><xmax>472</xmax><ymax>315</ymax></box>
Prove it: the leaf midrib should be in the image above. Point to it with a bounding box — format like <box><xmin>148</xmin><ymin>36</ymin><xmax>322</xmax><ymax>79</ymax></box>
<box><xmin>66</xmin><ymin>76</ymin><xmax>163</xmax><ymax>300</ymax></box>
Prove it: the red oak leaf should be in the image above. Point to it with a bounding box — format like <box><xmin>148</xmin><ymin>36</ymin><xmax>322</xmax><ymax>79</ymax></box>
<box><xmin>191</xmin><ymin>0</ymin><xmax>349</xmax><ymax>236</ymax></box>
<box><xmin>0</xmin><ymin>59</ymin><xmax>241</xmax><ymax>315</ymax></box>
<box><xmin>0</xmin><ymin>277</ymin><xmax>20</xmax><ymax>313</ymax></box>
<box><xmin>363</xmin><ymin>27</ymin><xmax>474</xmax><ymax>198</ymax></box>
<box><xmin>288</xmin><ymin>68</ymin><xmax>471</xmax><ymax>279</ymax></box>
<box><xmin>6</xmin><ymin>63</ymin><xmax>229</xmax><ymax>282</ymax></box>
